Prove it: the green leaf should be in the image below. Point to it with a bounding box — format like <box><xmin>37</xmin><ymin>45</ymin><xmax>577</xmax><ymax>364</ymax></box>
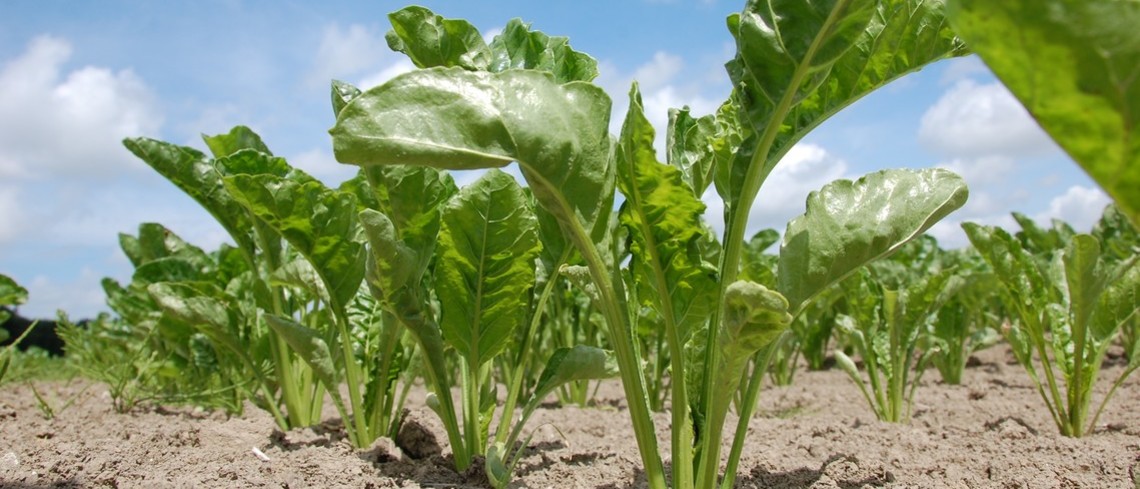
<box><xmin>435</xmin><ymin>170</ymin><xmax>540</xmax><ymax>367</ymax></box>
<box><xmin>363</xmin><ymin>165</ymin><xmax>457</xmax><ymax>281</ymax></box>
<box><xmin>962</xmin><ymin>223</ymin><xmax>1056</xmax><ymax>314</ymax></box>
<box><xmin>730</xmin><ymin>0</ymin><xmax>966</xmax><ymax>150</ymax></box>
<box><xmin>1093</xmin><ymin>204</ymin><xmax>1140</xmax><ymax>262</ymax></box>
<box><xmin>1063</xmin><ymin>235</ymin><xmax>1110</xmax><ymax>342</ymax></box>
<box><xmin>778</xmin><ymin>168</ymin><xmax>969</xmax><ymax>312</ymax></box>
<box><xmin>122</xmin><ymin>138</ymin><xmax>261</xmax><ymax>257</ymax></box>
<box><xmin>617</xmin><ymin>84</ymin><xmax>718</xmax><ymax>344</ymax></box>
<box><xmin>666</xmin><ymin>108</ymin><xmax>718</xmax><ymax>198</ymax></box>
<box><xmin>0</xmin><ymin>274</ymin><xmax>28</xmax><ymax>307</ymax></box>
<box><xmin>1095</xmin><ymin>261</ymin><xmax>1140</xmax><ymax>341</ymax></box>
<box><xmin>269</xmin><ymin>258</ymin><xmax>328</xmax><ymax>302</ymax></box>
<box><xmin>330</xmin><ymin>67</ymin><xmax>615</xmax><ymax>251</ymax></box>
<box><xmin>358</xmin><ymin>209</ymin><xmax>417</xmax><ymax>301</ymax></box>
<box><xmin>532</xmin><ymin>345</ymin><xmax>619</xmax><ymax>404</ymax></box>
<box><xmin>386</xmin><ymin>6</ymin><xmax>491</xmax><ymax>70</ymax></box>
<box><xmin>214</xmin><ymin>148</ymin><xmax>312</xmax><ymax>182</ymax></box>
<box><xmin>1013</xmin><ymin>212</ymin><xmax>1074</xmax><ymax>255</ymax></box>
<box><xmin>263</xmin><ymin>314</ymin><xmax>341</xmax><ymax>397</ymax></box>
<box><xmin>133</xmin><ymin>257</ymin><xmax>209</xmax><ymax>285</ymax></box>
<box><xmin>947</xmin><ymin>0</ymin><xmax>1140</xmax><ymax>226</ymax></box>
<box><xmin>224</xmin><ymin>175</ymin><xmax>366</xmax><ymax>310</ymax></box>
<box><xmin>331</xmin><ymin>80</ymin><xmax>363</xmax><ymax>117</ymax></box>
<box><xmin>720</xmin><ymin>281</ymin><xmax>793</xmax><ymax>363</ymax></box>
<box><xmin>147</xmin><ymin>282</ymin><xmax>244</xmax><ymax>357</ymax></box>
<box><xmin>741</xmin><ymin>229</ymin><xmax>780</xmax><ymax>288</ymax></box>
<box><xmin>125</xmin><ymin>223</ymin><xmax>214</xmax><ymax>272</ymax></box>
<box><xmin>202</xmin><ymin>125</ymin><xmax>272</xmax><ymax>159</ymax></box>
<box><xmin>732</xmin><ymin>0</ymin><xmax>878</xmax><ymax>125</ymax></box>
<box><xmin>487</xmin><ymin>18</ymin><xmax>598</xmax><ymax>83</ymax></box>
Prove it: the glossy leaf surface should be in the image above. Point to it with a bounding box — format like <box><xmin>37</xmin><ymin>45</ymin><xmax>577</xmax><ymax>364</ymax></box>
<box><xmin>778</xmin><ymin>168</ymin><xmax>968</xmax><ymax>312</ymax></box>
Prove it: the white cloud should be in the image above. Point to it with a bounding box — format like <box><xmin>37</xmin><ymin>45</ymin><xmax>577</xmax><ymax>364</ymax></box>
<box><xmin>918</xmin><ymin>80</ymin><xmax>1054</xmax><ymax>158</ymax></box>
<box><xmin>308</xmin><ymin>23</ymin><xmax>391</xmax><ymax>87</ymax></box>
<box><xmin>22</xmin><ymin>267</ymin><xmax>109</xmax><ymax>318</ymax></box>
<box><xmin>289</xmin><ymin>148</ymin><xmax>359</xmax><ymax>185</ymax></box>
<box><xmin>926</xmin><ymin>212</ymin><xmax>1018</xmax><ymax>249</ymax></box>
<box><xmin>1034</xmin><ymin>185</ymin><xmax>1111</xmax><ymax>232</ymax></box>
<box><xmin>0</xmin><ymin>36</ymin><xmax>162</xmax><ymax>180</ymax></box>
<box><xmin>358</xmin><ymin>59</ymin><xmax>416</xmax><ymax>90</ymax></box>
<box><xmin>483</xmin><ymin>27</ymin><xmax>503</xmax><ymax>44</ymax></box>
<box><xmin>937</xmin><ymin>155</ymin><xmax>1015</xmax><ymax>187</ymax></box>
<box><xmin>702</xmin><ymin>143</ymin><xmax>851</xmax><ymax>236</ymax></box>
<box><xmin>631</xmin><ymin>51</ymin><xmax>683</xmax><ymax>93</ymax></box>
<box><xmin>938</xmin><ymin>55</ymin><xmax>990</xmax><ymax>85</ymax></box>
<box><xmin>596</xmin><ymin>51</ymin><xmax>726</xmax><ymax>153</ymax></box>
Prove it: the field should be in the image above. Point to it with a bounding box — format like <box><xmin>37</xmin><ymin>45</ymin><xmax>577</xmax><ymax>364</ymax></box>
<box><xmin>3</xmin><ymin>2</ymin><xmax>1139</xmax><ymax>489</ymax></box>
<box><xmin>2</xmin><ymin>345</ymin><xmax>1136</xmax><ymax>489</ymax></box>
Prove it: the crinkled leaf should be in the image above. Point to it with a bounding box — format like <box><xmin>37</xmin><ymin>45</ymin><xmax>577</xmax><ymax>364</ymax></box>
<box><xmin>721</xmin><ymin>281</ymin><xmax>792</xmax><ymax>363</ymax></box>
<box><xmin>331</xmin><ymin>79</ymin><xmax>363</xmax><ymax>117</ymax></box>
<box><xmin>741</xmin><ymin>229</ymin><xmax>780</xmax><ymax>288</ymax></box>
<box><xmin>617</xmin><ymin>84</ymin><xmax>718</xmax><ymax>344</ymax></box>
<box><xmin>385</xmin><ymin>6</ymin><xmax>491</xmax><ymax>70</ymax></box>
<box><xmin>224</xmin><ymin>175</ymin><xmax>366</xmax><ymax>309</ymax></box>
<box><xmin>666</xmin><ymin>108</ymin><xmax>718</xmax><ymax>198</ymax></box>
<box><xmin>707</xmin><ymin>280</ymin><xmax>792</xmax><ymax>448</ymax></box>
<box><xmin>147</xmin><ymin>282</ymin><xmax>243</xmax><ymax>356</ymax></box>
<box><xmin>731</xmin><ymin>0</ymin><xmax>878</xmax><ymax>124</ymax></box>
<box><xmin>435</xmin><ymin>170</ymin><xmax>539</xmax><ymax>366</ymax></box>
<box><xmin>947</xmin><ymin>0</ymin><xmax>1140</xmax><ymax>226</ymax></box>
<box><xmin>962</xmin><ymin>223</ymin><xmax>1058</xmax><ymax>316</ymax></box>
<box><xmin>0</xmin><ymin>274</ymin><xmax>27</xmax><ymax>307</ymax></box>
<box><xmin>722</xmin><ymin>0</ymin><xmax>967</xmax><ymax>203</ymax></box>
<box><xmin>730</xmin><ymin>0</ymin><xmax>966</xmax><ymax>147</ymax></box>
<box><xmin>202</xmin><ymin>125</ymin><xmax>272</xmax><ymax>159</ymax></box>
<box><xmin>1013</xmin><ymin>211</ymin><xmax>1075</xmax><ymax>255</ymax></box>
<box><xmin>214</xmin><ymin>148</ymin><xmax>313</xmax><ymax>182</ymax></box>
<box><xmin>1093</xmin><ymin>204</ymin><xmax>1140</xmax><ymax>262</ymax></box>
<box><xmin>337</xmin><ymin>170</ymin><xmax>381</xmax><ymax>212</ymax></box>
<box><xmin>122</xmin><ymin>138</ymin><xmax>258</xmax><ymax>255</ymax></box>
<box><xmin>330</xmin><ymin>67</ymin><xmax>615</xmax><ymax>255</ymax></box>
<box><xmin>487</xmin><ymin>18</ymin><xmax>598</xmax><ymax>82</ymax></box>
<box><xmin>131</xmin><ymin>222</ymin><xmax>213</xmax><ymax>269</ymax></box>
<box><xmin>559</xmin><ymin>264</ymin><xmax>600</xmax><ymax>304</ymax></box>
<box><xmin>133</xmin><ymin>257</ymin><xmax>209</xmax><ymax>285</ymax></box>
<box><xmin>778</xmin><ymin>168</ymin><xmax>968</xmax><ymax>312</ymax></box>
<box><xmin>1095</xmin><ymin>261</ymin><xmax>1140</xmax><ymax>341</ymax></box>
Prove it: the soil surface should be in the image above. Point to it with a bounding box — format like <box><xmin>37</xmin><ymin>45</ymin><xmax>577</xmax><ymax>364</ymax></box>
<box><xmin>2</xmin><ymin>345</ymin><xmax>1139</xmax><ymax>488</ymax></box>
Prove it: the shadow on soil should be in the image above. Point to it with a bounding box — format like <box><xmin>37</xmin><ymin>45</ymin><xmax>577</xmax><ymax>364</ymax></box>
<box><xmin>0</xmin><ymin>480</ymin><xmax>81</xmax><ymax>489</ymax></box>
<box><xmin>736</xmin><ymin>454</ymin><xmax>893</xmax><ymax>489</ymax></box>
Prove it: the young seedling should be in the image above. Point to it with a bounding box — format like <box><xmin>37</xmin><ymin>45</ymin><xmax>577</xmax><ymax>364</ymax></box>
<box><xmin>965</xmin><ymin>222</ymin><xmax>1140</xmax><ymax>436</ymax></box>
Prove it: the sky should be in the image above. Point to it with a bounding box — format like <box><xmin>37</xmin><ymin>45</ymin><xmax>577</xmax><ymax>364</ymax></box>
<box><xmin>0</xmin><ymin>1</ymin><xmax>1111</xmax><ymax>318</ymax></box>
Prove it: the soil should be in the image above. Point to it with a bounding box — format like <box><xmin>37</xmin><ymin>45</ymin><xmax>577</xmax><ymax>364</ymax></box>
<box><xmin>2</xmin><ymin>345</ymin><xmax>1139</xmax><ymax>489</ymax></box>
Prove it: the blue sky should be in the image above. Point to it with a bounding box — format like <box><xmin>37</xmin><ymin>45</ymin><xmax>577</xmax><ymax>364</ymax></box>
<box><xmin>0</xmin><ymin>1</ymin><xmax>1110</xmax><ymax>317</ymax></box>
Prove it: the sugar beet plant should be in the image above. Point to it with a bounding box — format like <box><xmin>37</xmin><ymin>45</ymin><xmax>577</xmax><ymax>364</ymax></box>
<box><xmin>964</xmin><ymin>216</ymin><xmax>1139</xmax><ymax>437</ymax></box>
<box><xmin>330</xmin><ymin>3</ymin><xmax>968</xmax><ymax>488</ymax></box>
<box><xmin>0</xmin><ymin>274</ymin><xmax>32</xmax><ymax>384</ymax></box>
<box><xmin>121</xmin><ymin>127</ymin><xmax>421</xmax><ymax>448</ymax></box>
